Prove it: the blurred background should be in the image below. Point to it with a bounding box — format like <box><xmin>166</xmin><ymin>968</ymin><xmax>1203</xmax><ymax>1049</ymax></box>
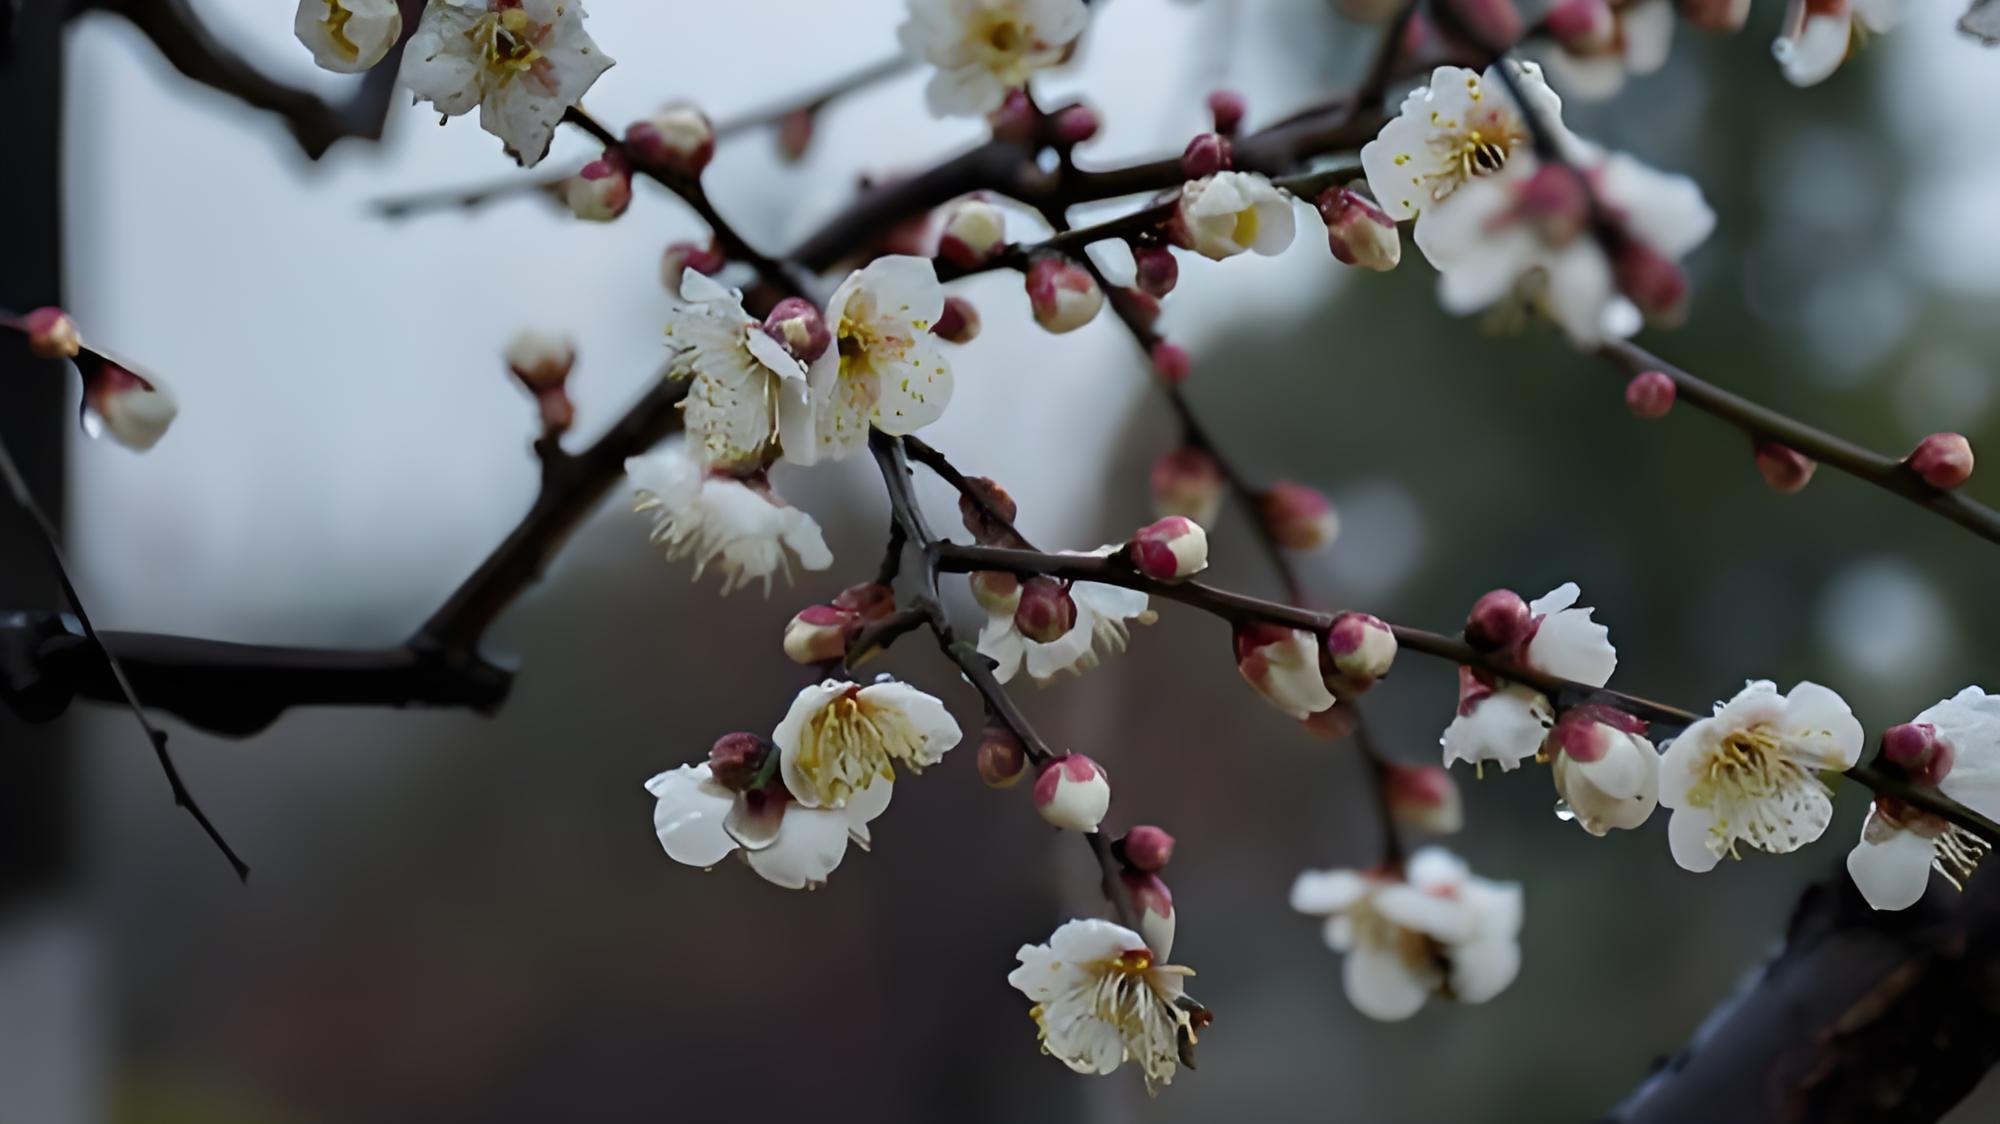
<box><xmin>4</xmin><ymin>0</ymin><xmax>2000</xmax><ymax>1119</ymax></box>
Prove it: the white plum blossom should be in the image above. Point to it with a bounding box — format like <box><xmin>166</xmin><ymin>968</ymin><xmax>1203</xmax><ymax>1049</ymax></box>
<box><xmin>980</xmin><ymin>552</ymin><xmax>1153</xmax><ymax>684</ymax></box>
<box><xmin>1549</xmin><ymin>705</ymin><xmax>1660</xmax><ymax>835</ymax></box>
<box><xmin>295</xmin><ymin>0</ymin><xmax>403</xmax><ymax>73</ymax></box>
<box><xmin>664</xmin><ymin>272</ymin><xmax>814</xmax><ymax>470</ymax></box>
<box><xmin>1847</xmin><ymin>688</ymin><xmax>2000</xmax><ymax>910</ymax></box>
<box><xmin>625</xmin><ymin>439</ymin><xmax>831</xmax><ymax>593</ymax></box>
<box><xmin>899</xmin><ymin>0</ymin><xmax>1090</xmax><ymax>117</ymax></box>
<box><xmin>83</xmin><ymin>360</ymin><xmax>178</xmax><ymax>453</ymax></box>
<box><xmin>1539</xmin><ymin>0</ymin><xmax>1675</xmax><ymax>101</ymax></box>
<box><xmin>1441</xmin><ymin>583</ymin><xmax>1618</xmax><ymax>772</ymax></box>
<box><xmin>775</xmin><ymin>678</ymin><xmax>962</xmax><ymax>810</ymax></box>
<box><xmin>1660</xmin><ymin>681</ymin><xmax>1865</xmax><ymax>872</ymax></box>
<box><xmin>1290</xmin><ymin>847</ymin><xmax>1522</xmax><ymax>1022</ymax></box>
<box><xmin>1006</xmin><ymin>918</ymin><xmax>1195</xmax><ymax>1090</ymax></box>
<box><xmin>1360</xmin><ymin>62</ymin><xmax>1568</xmax><ymax>232</ymax></box>
<box><xmin>646</xmin><ymin>761</ymin><xmax>889</xmax><ymax>890</ymax></box>
<box><xmin>1236</xmin><ymin>624</ymin><xmax>1338</xmax><ymax>720</ymax></box>
<box><xmin>1173</xmin><ymin>172</ymin><xmax>1298</xmax><ymax>261</ymax></box>
<box><xmin>804</xmin><ymin>256</ymin><xmax>954</xmax><ymax>463</ymax></box>
<box><xmin>400</xmin><ymin>0</ymin><xmax>614</xmax><ymax>166</ymax></box>
<box><xmin>1774</xmin><ymin>0</ymin><xmax>1903</xmax><ymax>87</ymax></box>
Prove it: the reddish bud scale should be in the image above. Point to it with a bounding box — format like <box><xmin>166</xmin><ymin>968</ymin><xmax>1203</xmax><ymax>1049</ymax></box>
<box><xmin>1150</xmin><ymin>342</ymin><xmax>1192</xmax><ymax>385</ymax></box>
<box><xmin>1465</xmin><ymin>589</ymin><xmax>1530</xmax><ymax>651</ymax></box>
<box><xmin>1181</xmin><ymin>133</ymin><xmax>1233</xmax><ymax>179</ymax></box>
<box><xmin>1317</xmin><ymin>187</ymin><xmax>1401</xmax><ymax>271</ymax></box>
<box><xmin>978</xmin><ymin>723</ymin><xmax>1030</xmax><ymax>788</ymax></box>
<box><xmin>1207</xmin><ymin>90</ymin><xmax>1247</xmax><ymax>135</ymax></box>
<box><xmin>1455</xmin><ymin>665</ymin><xmax>1498</xmax><ymax>717</ymax></box>
<box><xmin>1906</xmin><ymin>432</ymin><xmax>1974</xmax><ymax>490</ymax></box>
<box><xmin>932</xmin><ymin>296</ymin><xmax>982</xmax><ymax>344</ymax></box>
<box><xmin>1882</xmin><ymin>721</ymin><xmax>1954</xmax><ymax>786</ymax></box>
<box><xmin>1516</xmin><ymin>164</ymin><xmax>1590</xmax><ymax>245</ymax></box>
<box><xmin>1614</xmin><ymin>240</ymin><xmax>1689</xmax><ymax>321</ymax></box>
<box><xmin>1050</xmin><ymin>104</ymin><xmax>1101</xmax><ymax>145</ymax></box>
<box><xmin>1014</xmin><ymin>577</ymin><xmax>1079</xmax><ymax>642</ymax></box>
<box><xmin>1624</xmin><ymin>370</ymin><xmax>1676</xmax><ymax>418</ymax></box>
<box><xmin>1752</xmin><ymin>439</ymin><xmax>1816</xmax><ymax>494</ymax></box>
<box><xmin>776</xmin><ymin>108</ymin><xmax>815</xmax><ymax>162</ymax></box>
<box><xmin>1118</xmin><ymin>825</ymin><xmax>1176</xmax><ymax>872</ymax></box>
<box><xmin>989</xmin><ymin>89</ymin><xmax>1039</xmax><ymax>145</ymax></box>
<box><xmin>1550</xmin><ymin>704</ymin><xmax>1646</xmax><ymax>762</ymax></box>
<box><xmin>832</xmin><ymin>582</ymin><xmax>897</xmax><ymax>620</ymax></box>
<box><xmin>1132</xmin><ymin>245</ymin><xmax>1180</xmax><ymax>298</ymax></box>
<box><xmin>958</xmin><ymin>476</ymin><xmax>1019</xmax><ymax>545</ymax></box>
<box><xmin>708</xmin><ymin>732</ymin><xmax>773</xmax><ymax>791</ymax></box>
<box><xmin>21</xmin><ymin>306</ymin><xmax>80</xmax><ymax>359</ymax></box>
<box><xmin>762</xmin><ymin>298</ymin><xmax>831</xmax><ymax>363</ymax></box>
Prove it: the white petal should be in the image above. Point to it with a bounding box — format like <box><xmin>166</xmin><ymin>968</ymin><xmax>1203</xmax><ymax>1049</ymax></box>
<box><xmin>1441</xmin><ymin>686</ymin><xmax>1552</xmax><ymax>770</ymax></box>
<box><xmin>1343</xmin><ymin>938</ymin><xmax>1433</xmax><ymax>1021</ymax></box>
<box><xmin>1667</xmin><ymin>806</ymin><xmax>1722</xmax><ymax>873</ymax></box>
<box><xmin>1448</xmin><ymin>934</ymin><xmax>1521</xmax><ymax>1004</ymax></box>
<box><xmin>1290</xmin><ymin>869</ymin><xmax>1370</xmax><ymax>916</ymax></box>
<box><xmin>978</xmin><ymin>616</ymin><xmax>1028</xmax><ymax>683</ymax></box>
<box><xmin>1846</xmin><ymin>815</ymin><xmax>1936</xmax><ymax>911</ymax></box>
<box><xmin>645</xmin><ymin>764</ymin><xmax>738</xmax><ymax>868</ymax></box>
<box><xmin>1780</xmin><ymin>681</ymin><xmax>1864</xmax><ymax>770</ymax></box>
<box><xmin>1374</xmin><ymin>885</ymin><xmax>1476</xmax><ymax>944</ymax></box>
<box><xmin>1622</xmin><ymin>0</ymin><xmax>1677</xmax><ymax>73</ymax></box>
<box><xmin>871</xmin><ymin>333</ymin><xmax>954</xmax><ymax>435</ymax></box>
<box><xmin>1527</xmin><ymin>598</ymin><xmax>1616</xmax><ymax>687</ymax></box>
<box><xmin>745</xmin><ymin>805</ymin><xmax>852</xmax><ymax>889</ymax></box>
<box><xmin>774</xmin><ymin>680</ymin><xmax>852</xmax><ymax>808</ymax></box>
<box><xmin>856</xmin><ymin>681</ymin><xmax>963</xmax><ymax>765</ymax></box>
<box><xmin>1775</xmin><ymin>12</ymin><xmax>1852</xmax><ymax>87</ymax></box>
<box><xmin>1049</xmin><ymin>917</ymin><xmax>1142</xmax><ymax>963</ymax></box>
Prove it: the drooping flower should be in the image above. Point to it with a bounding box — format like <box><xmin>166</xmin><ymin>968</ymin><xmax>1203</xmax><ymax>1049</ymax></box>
<box><xmin>1171</xmin><ymin>172</ymin><xmax>1298</xmax><ymax>261</ymax></box>
<box><xmin>647</xmin><ymin>734</ymin><xmax>890</xmax><ymax>890</ymax></box>
<box><xmin>802</xmin><ymin>256</ymin><xmax>953</xmax><ymax>463</ymax></box>
<box><xmin>1236</xmin><ymin>623</ymin><xmax>1338</xmax><ymax>720</ymax></box>
<box><xmin>898</xmin><ymin>0</ymin><xmax>1091</xmax><ymax>117</ymax></box>
<box><xmin>1538</xmin><ymin>0</ymin><xmax>1675</xmax><ymax>101</ymax></box>
<box><xmin>80</xmin><ymin>355</ymin><xmax>177</xmax><ymax>453</ymax></box>
<box><xmin>1548</xmin><ymin>704</ymin><xmax>1660</xmax><ymax>835</ymax></box>
<box><xmin>1006</xmin><ymin>918</ymin><xmax>1196</xmax><ymax>1090</ymax></box>
<box><xmin>400</xmin><ymin>0</ymin><xmax>615</xmax><ymax>167</ymax></box>
<box><xmin>625</xmin><ymin>439</ymin><xmax>832</xmax><ymax>593</ymax></box>
<box><xmin>774</xmin><ymin>678</ymin><xmax>962</xmax><ymax>810</ymax></box>
<box><xmin>1660</xmin><ymin>680</ymin><xmax>1865</xmax><ymax>872</ymax></box>
<box><xmin>1290</xmin><ymin>847</ymin><xmax>1522</xmax><ymax>1021</ymax></box>
<box><xmin>1441</xmin><ymin>582</ymin><xmax>1618</xmax><ymax>771</ymax></box>
<box><xmin>1774</xmin><ymin>0</ymin><xmax>1903</xmax><ymax>87</ymax></box>
<box><xmin>1360</xmin><ymin>61</ymin><xmax>1568</xmax><ymax>233</ymax></box>
<box><xmin>980</xmin><ymin>555</ymin><xmax>1153</xmax><ymax>684</ymax></box>
<box><xmin>664</xmin><ymin>272</ymin><xmax>815</xmax><ymax>471</ymax></box>
<box><xmin>296</xmin><ymin>0</ymin><xmax>403</xmax><ymax>73</ymax></box>
<box><xmin>1846</xmin><ymin>688</ymin><xmax>2000</xmax><ymax>910</ymax></box>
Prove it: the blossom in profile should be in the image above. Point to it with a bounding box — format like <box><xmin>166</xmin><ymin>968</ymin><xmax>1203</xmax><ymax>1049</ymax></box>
<box><xmin>625</xmin><ymin>439</ymin><xmax>831</xmax><ymax>594</ymax></box>
<box><xmin>899</xmin><ymin>0</ymin><xmax>1090</xmax><ymax>117</ymax></box>
<box><xmin>1538</xmin><ymin>0</ymin><xmax>1675</xmax><ymax>100</ymax></box>
<box><xmin>1548</xmin><ymin>705</ymin><xmax>1660</xmax><ymax>835</ymax></box>
<box><xmin>1774</xmin><ymin>0</ymin><xmax>1904</xmax><ymax>87</ymax></box>
<box><xmin>1007</xmin><ymin>918</ymin><xmax>1196</xmax><ymax>1090</ymax></box>
<box><xmin>296</xmin><ymin>0</ymin><xmax>403</xmax><ymax>73</ymax></box>
<box><xmin>1847</xmin><ymin>688</ymin><xmax>2000</xmax><ymax>910</ymax></box>
<box><xmin>400</xmin><ymin>0</ymin><xmax>615</xmax><ymax>166</ymax></box>
<box><xmin>1172</xmin><ymin>172</ymin><xmax>1298</xmax><ymax>261</ymax></box>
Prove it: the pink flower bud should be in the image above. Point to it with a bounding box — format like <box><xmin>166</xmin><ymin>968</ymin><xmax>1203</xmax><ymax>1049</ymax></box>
<box><xmin>1014</xmin><ymin>577</ymin><xmax>1079</xmax><ymax>643</ymax></box>
<box><xmin>1465</xmin><ymin>589</ymin><xmax>1530</xmax><ymax>651</ymax></box>
<box><xmin>1112</xmin><ymin>286</ymin><xmax>1161</xmax><ymax>329</ymax></box>
<box><xmin>832</xmin><ymin>581</ymin><xmax>897</xmax><ymax>621</ymax></box>
<box><xmin>1150</xmin><ymin>342</ymin><xmax>1192</xmax><ymax>385</ymax></box>
<box><xmin>1676</xmin><ymin>0</ymin><xmax>1750</xmax><ymax>32</ymax></box>
<box><xmin>1614</xmin><ymin>240</ymin><xmax>1689</xmax><ymax>322</ymax></box>
<box><xmin>1383</xmin><ymin>764</ymin><xmax>1463</xmax><ymax>834</ymax></box>
<box><xmin>1906</xmin><ymin>432</ymin><xmax>1974</xmax><ymax>490</ymax></box>
<box><xmin>978</xmin><ymin>722</ymin><xmax>1030</xmax><ymax>788</ymax></box>
<box><xmin>783</xmin><ymin>604</ymin><xmax>853</xmax><ymax>664</ymax></box>
<box><xmin>1752</xmin><ymin>439</ymin><xmax>1816</xmax><ymax>494</ymax></box>
<box><xmin>1625</xmin><ymin>370</ymin><xmax>1676</xmax><ymax>419</ymax></box>
<box><xmin>1181</xmin><ymin>132</ymin><xmax>1233</xmax><ymax>179</ymax></box>
<box><xmin>762</xmin><ymin>298</ymin><xmax>831</xmax><ymax>363</ymax></box>
<box><xmin>1515</xmin><ymin>164</ymin><xmax>1590</xmax><ymax>245</ymax></box>
<box><xmin>970</xmin><ymin>570</ymin><xmax>1023</xmax><ymax>617</ymax></box>
<box><xmin>1035</xmin><ymin>754</ymin><xmax>1111</xmax><ymax>832</ymax></box>
<box><xmin>81</xmin><ymin>359</ymin><xmax>176</xmax><ymax>452</ymax></box>
<box><xmin>21</xmin><ymin>306</ymin><xmax>80</xmax><ymax>359</ymax></box>
<box><xmin>1126</xmin><ymin>516</ymin><xmax>1209</xmax><ymax>582</ymax></box>
<box><xmin>1326</xmin><ymin>612</ymin><xmax>1397</xmax><ymax>683</ymax></box>
<box><xmin>1258</xmin><ymin>481</ymin><xmax>1338</xmax><ymax>551</ymax></box>
<box><xmin>1882</xmin><ymin>721</ymin><xmax>1954</xmax><ymax>786</ymax></box>
<box><xmin>1151</xmin><ymin>447</ymin><xmax>1224</xmax><ymax>527</ymax></box>
<box><xmin>1025</xmin><ymin>258</ymin><xmax>1103</xmax><ymax>334</ymax></box>
<box><xmin>1236</xmin><ymin>623</ymin><xmax>1338</xmax><ymax>719</ymax></box>
<box><xmin>958</xmin><ymin>476</ymin><xmax>1019</xmax><ymax>544</ymax></box>
<box><xmin>1120</xmin><ymin>869</ymin><xmax>1177</xmax><ymax>957</ymax></box>
<box><xmin>932</xmin><ymin>296</ymin><xmax>982</xmax><ymax>344</ymax></box>
<box><xmin>1207</xmin><ymin>90</ymin><xmax>1247</xmax><ymax>135</ymax></box>
<box><xmin>1543</xmin><ymin>0</ymin><xmax>1616</xmax><ymax>49</ymax></box>
<box><xmin>988</xmin><ymin>89</ymin><xmax>1040</xmax><ymax>144</ymax></box>
<box><xmin>564</xmin><ymin>150</ymin><xmax>631</xmax><ymax>222</ymax></box>
<box><xmin>707</xmin><ymin>732</ymin><xmax>773</xmax><ymax>792</ymax></box>
<box><xmin>937</xmin><ymin>199</ymin><xmax>1009</xmax><ymax>269</ymax></box>
<box><xmin>1050</xmin><ymin>104</ymin><xmax>1100</xmax><ymax>145</ymax></box>
<box><xmin>1132</xmin><ymin>245</ymin><xmax>1180</xmax><ymax>298</ymax></box>
<box><xmin>1439</xmin><ymin>0</ymin><xmax>1522</xmax><ymax>49</ymax></box>
<box><xmin>1455</xmin><ymin>665</ymin><xmax>1498</xmax><ymax>716</ymax></box>
<box><xmin>624</xmin><ymin>104</ymin><xmax>715</xmax><ymax>174</ymax></box>
<box><xmin>1118</xmin><ymin>825</ymin><xmax>1176</xmax><ymax>872</ymax></box>
<box><xmin>1317</xmin><ymin>187</ymin><xmax>1402</xmax><ymax>271</ymax></box>
<box><xmin>661</xmin><ymin>239</ymin><xmax>725</xmax><ymax>296</ymax></box>
<box><xmin>1549</xmin><ymin>703</ymin><xmax>1648</xmax><ymax>762</ymax></box>
<box><xmin>776</xmin><ymin>108</ymin><xmax>815</xmax><ymax>162</ymax></box>
<box><xmin>504</xmin><ymin>330</ymin><xmax>574</xmax><ymax>392</ymax></box>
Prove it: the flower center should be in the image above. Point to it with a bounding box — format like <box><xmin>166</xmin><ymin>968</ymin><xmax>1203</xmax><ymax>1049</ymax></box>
<box><xmin>476</xmin><ymin>9</ymin><xmax>544</xmax><ymax>77</ymax></box>
<box><xmin>1421</xmin><ymin>105</ymin><xmax>1527</xmax><ymax>202</ymax></box>
<box><xmin>791</xmin><ymin>692</ymin><xmax>929</xmax><ymax>805</ymax></box>
<box><xmin>1231</xmin><ymin>206</ymin><xmax>1261</xmax><ymax>248</ymax></box>
<box><xmin>1025</xmin><ymin>950</ymin><xmax>1191</xmax><ymax>1089</ymax></box>
<box><xmin>1692</xmin><ymin>728</ymin><xmax>1797</xmax><ymax>805</ymax></box>
<box><xmin>320</xmin><ymin>1</ymin><xmax>360</xmax><ymax>60</ymax></box>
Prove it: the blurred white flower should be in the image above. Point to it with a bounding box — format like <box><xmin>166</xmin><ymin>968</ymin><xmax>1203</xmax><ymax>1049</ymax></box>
<box><xmin>1775</xmin><ymin>0</ymin><xmax>1903</xmax><ymax>87</ymax></box>
<box><xmin>1173</xmin><ymin>172</ymin><xmax>1298</xmax><ymax>260</ymax></box>
<box><xmin>295</xmin><ymin>0</ymin><xmax>402</xmax><ymax>73</ymax></box>
<box><xmin>1847</xmin><ymin>687</ymin><xmax>2000</xmax><ymax>910</ymax></box>
<box><xmin>803</xmin><ymin>256</ymin><xmax>953</xmax><ymax>463</ymax></box>
<box><xmin>1660</xmin><ymin>680</ymin><xmax>1865</xmax><ymax>872</ymax></box>
<box><xmin>83</xmin><ymin>359</ymin><xmax>177</xmax><ymax>453</ymax></box>
<box><xmin>625</xmin><ymin>439</ymin><xmax>831</xmax><ymax>593</ymax></box>
<box><xmin>899</xmin><ymin>0</ymin><xmax>1090</xmax><ymax>116</ymax></box>
<box><xmin>400</xmin><ymin>0</ymin><xmax>614</xmax><ymax>166</ymax></box>
<box><xmin>1361</xmin><ymin>62</ymin><xmax>1567</xmax><ymax>230</ymax></box>
<box><xmin>665</xmin><ymin>272</ymin><xmax>815</xmax><ymax>471</ymax></box>
<box><xmin>1539</xmin><ymin>0</ymin><xmax>1674</xmax><ymax>101</ymax></box>
<box><xmin>775</xmin><ymin>679</ymin><xmax>962</xmax><ymax>810</ymax></box>
<box><xmin>1236</xmin><ymin>624</ymin><xmax>1338</xmax><ymax>720</ymax></box>
<box><xmin>1006</xmin><ymin>918</ymin><xmax>1195</xmax><ymax>1090</ymax></box>
<box><xmin>645</xmin><ymin>761</ymin><xmax>887</xmax><ymax>890</ymax></box>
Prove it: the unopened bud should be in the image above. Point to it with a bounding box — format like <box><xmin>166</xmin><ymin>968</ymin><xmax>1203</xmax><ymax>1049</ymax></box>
<box><xmin>1126</xmin><ymin>516</ymin><xmax>1209</xmax><ymax>582</ymax></box>
<box><xmin>978</xmin><ymin>723</ymin><xmax>1030</xmax><ymax>788</ymax></box>
<box><xmin>1132</xmin><ymin>245</ymin><xmax>1179</xmax><ymax>298</ymax></box>
<box><xmin>1150</xmin><ymin>341</ymin><xmax>1192</xmax><ymax>385</ymax></box>
<box><xmin>1236</xmin><ymin>623</ymin><xmax>1338</xmax><ymax>720</ymax></box>
<box><xmin>565</xmin><ymin>150</ymin><xmax>631</xmax><ymax>222</ymax></box>
<box><xmin>1025</xmin><ymin>258</ymin><xmax>1103</xmax><ymax>334</ymax></box>
<box><xmin>1207</xmin><ymin>90</ymin><xmax>1247</xmax><ymax>135</ymax></box>
<box><xmin>1117</xmin><ymin>825</ymin><xmax>1176</xmax><ymax>872</ymax></box>
<box><xmin>832</xmin><ymin>581</ymin><xmax>897</xmax><ymax>621</ymax></box>
<box><xmin>937</xmin><ymin>199</ymin><xmax>1009</xmax><ymax>269</ymax></box>
<box><xmin>762</xmin><ymin>298</ymin><xmax>831</xmax><ymax>363</ymax></box>
<box><xmin>988</xmin><ymin>89</ymin><xmax>1039</xmax><ymax>145</ymax></box>
<box><xmin>1326</xmin><ymin>612</ymin><xmax>1397</xmax><ymax>683</ymax></box>
<box><xmin>1111</xmin><ymin>286</ymin><xmax>1161</xmax><ymax>329</ymax></box>
<box><xmin>1515</xmin><ymin>164</ymin><xmax>1590</xmax><ymax>245</ymax></box>
<box><xmin>1882</xmin><ymin>721</ymin><xmax>1954</xmax><ymax>786</ymax></box>
<box><xmin>661</xmin><ymin>239</ymin><xmax>725</xmax><ymax>297</ymax></box>
<box><xmin>21</xmin><ymin>306</ymin><xmax>80</xmax><ymax>359</ymax></box>
<box><xmin>1050</xmin><ymin>104</ymin><xmax>1100</xmax><ymax>145</ymax></box>
<box><xmin>932</xmin><ymin>296</ymin><xmax>982</xmax><ymax>344</ymax></box>
<box><xmin>1317</xmin><ymin>187</ymin><xmax>1401</xmax><ymax>271</ymax></box>
<box><xmin>1907</xmin><ymin>432</ymin><xmax>1974</xmax><ymax>490</ymax></box>
<box><xmin>1035</xmin><ymin>754</ymin><xmax>1111</xmax><ymax>832</ymax></box>
<box><xmin>707</xmin><ymin>732</ymin><xmax>773</xmax><ymax>791</ymax></box>
<box><xmin>505</xmin><ymin>330</ymin><xmax>574</xmax><ymax>392</ymax></box>
<box><xmin>1465</xmin><ymin>589</ymin><xmax>1530</xmax><ymax>651</ymax></box>
<box><xmin>1120</xmin><ymin>869</ymin><xmax>1177</xmax><ymax>958</ymax></box>
<box><xmin>958</xmin><ymin>476</ymin><xmax>1019</xmax><ymax>544</ymax></box>
<box><xmin>776</xmin><ymin>108</ymin><xmax>815</xmax><ymax>162</ymax></box>
<box><xmin>1258</xmin><ymin>481</ymin><xmax>1339</xmax><ymax>551</ymax></box>
<box><xmin>783</xmin><ymin>604</ymin><xmax>854</xmax><ymax>664</ymax></box>
<box><xmin>1614</xmin><ymin>240</ymin><xmax>1689</xmax><ymax>322</ymax></box>
<box><xmin>1752</xmin><ymin>439</ymin><xmax>1816</xmax><ymax>494</ymax></box>
<box><xmin>1151</xmin><ymin>447</ymin><xmax>1225</xmax><ymax>527</ymax></box>
<box><xmin>1384</xmin><ymin>763</ymin><xmax>1464</xmax><ymax>834</ymax></box>
<box><xmin>1015</xmin><ymin>577</ymin><xmax>1079</xmax><ymax>643</ymax></box>
<box><xmin>1625</xmin><ymin>370</ymin><xmax>1676</xmax><ymax>418</ymax></box>
<box><xmin>82</xmin><ymin>358</ymin><xmax>176</xmax><ymax>452</ymax></box>
<box><xmin>1439</xmin><ymin>0</ymin><xmax>1523</xmax><ymax>50</ymax></box>
<box><xmin>1181</xmin><ymin>132</ymin><xmax>1233</xmax><ymax>179</ymax></box>
<box><xmin>1676</xmin><ymin>0</ymin><xmax>1750</xmax><ymax>32</ymax></box>
<box><xmin>970</xmin><ymin>570</ymin><xmax>1023</xmax><ymax>617</ymax></box>
<box><xmin>1543</xmin><ymin>0</ymin><xmax>1616</xmax><ymax>49</ymax></box>
<box><xmin>624</xmin><ymin>105</ymin><xmax>715</xmax><ymax>175</ymax></box>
